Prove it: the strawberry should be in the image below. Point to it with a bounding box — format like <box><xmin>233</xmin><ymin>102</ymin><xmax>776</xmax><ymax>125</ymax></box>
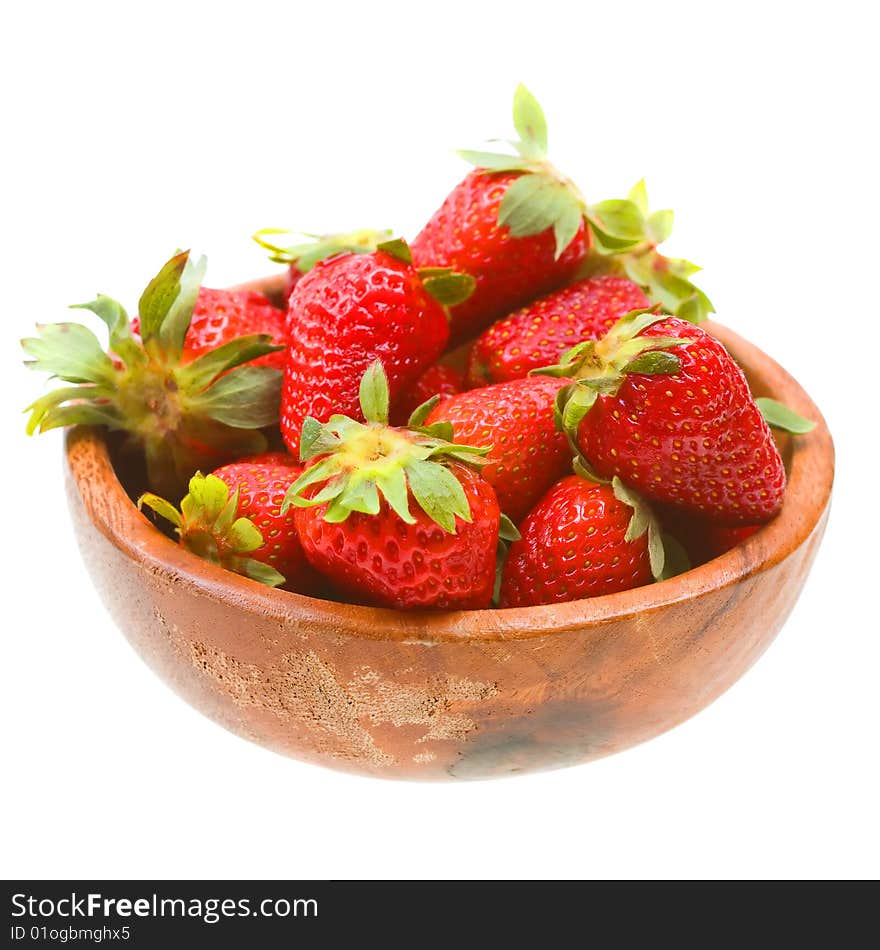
<box><xmin>411</xmin><ymin>86</ymin><xmax>590</xmax><ymax>343</ymax></box>
<box><xmin>130</xmin><ymin>287</ymin><xmax>287</xmax><ymax>372</ymax></box>
<box><xmin>252</xmin><ymin>227</ymin><xmax>394</xmax><ymax>302</ymax></box>
<box><xmin>500</xmin><ymin>471</ymin><xmax>678</xmax><ymax>607</ymax></box>
<box><xmin>656</xmin><ymin>506</ymin><xmax>761</xmax><ymax>565</ymax></box>
<box><xmin>390</xmin><ymin>362</ymin><xmax>464</xmax><ymax>426</ymax></box>
<box><xmin>23</xmin><ymin>251</ymin><xmax>283</xmax><ymax>498</ymax></box>
<box><xmin>138</xmin><ymin>456</ymin><xmax>310</xmax><ymax>590</ymax></box>
<box><xmin>424</xmin><ymin>376</ymin><xmax>573</xmax><ymax>522</ymax></box>
<box><xmin>466</xmin><ymin>275</ymin><xmax>650</xmax><ymax>386</ymax></box>
<box><xmin>541</xmin><ymin>310</ymin><xmax>786</xmax><ymax>525</ymax></box>
<box><xmin>284</xmin><ymin>362</ymin><xmax>504</xmax><ymax>610</ymax></box>
<box><xmin>280</xmin><ymin>238</ymin><xmax>473</xmax><ymax>455</ymax></box>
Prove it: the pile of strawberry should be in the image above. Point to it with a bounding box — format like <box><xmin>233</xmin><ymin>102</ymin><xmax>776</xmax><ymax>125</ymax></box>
<box><xmin>23</xmin><ymin>87</ymin><xmax>813</xmax><ymax>611</ymax></box>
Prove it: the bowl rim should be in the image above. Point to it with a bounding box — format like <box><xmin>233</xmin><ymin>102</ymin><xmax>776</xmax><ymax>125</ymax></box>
<box><xmin>66</xmin><ymin>288</ymin><xmax>834</xmax><ymax>645</ymax></box>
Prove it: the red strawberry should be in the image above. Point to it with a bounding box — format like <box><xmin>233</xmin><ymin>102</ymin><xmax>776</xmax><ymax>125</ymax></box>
<box><xmin>467</xmin><ymin>276</ymin><xmax>649</xmax><ymax>386</ymax></box>
<box><xmin>544</xmin><ymin>311</ymin><xmax>786</xmax><ymax>525</ymax></box>
<box><xmin>252</xmin><ymin>227</ymin><xmax>394</xmax><ymax>304</ymax></box>
<box><xmin>186</xmin><ymin>288</ymin><xmax>286</xmax><ymax>370</ymax></box>
<box><xmin>411</xmin><ymin>86</ymin><xmax>591</xmax><ymax>343</ymax></box>
<box><xmin>208</xmin><ymin>453</ymin><xmax>314</xmax><ymax>588</ymax></box>
<box><xmin>412</xmin><ymin>171</ymin><xmax>588</xmax><ymax>344</ymax></box>
<box><xmin>24</xmin><ymin>251</ymin><xmax>284</xmax><ymax>498</ymax></box>
<box><xmin>424</xmin><ymin>376</ymin><xmax>573</xmax><ymax>522</ymax></box>
<box><xmin>284</xmin><ymin>362</ymin><xmax>501</xmax><ymax>610</ymax></box>
<box><xmin>390</xmin><ymin>362</ymin><xmax>464</xmax><ymax>426</ymax></box>
<box><xmin>131</xmin><ymin>287</ymin><xmax>286</xmax><ymax>371</ymax></box>
<box><xmin>281</xmin><ymin>239</ymin><xmax>473</xmax><ymax>455</ymax></box>
<box><xmin>138</xmin><ymin>453</ymin><xmax>313</xmax><ymax>590</ymax></box>
<box><xmin>500</xmin><ymin>473</ymin><xmax>669</xmax><ymax>607</ymax></box>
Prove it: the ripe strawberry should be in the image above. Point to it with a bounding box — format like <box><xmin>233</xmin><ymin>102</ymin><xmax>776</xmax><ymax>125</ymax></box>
<box><xmin>412</xmin><ymin>171</ymin><xmax>588</xmax><ymax>344</ymax></box>
<box><xmin>411</xmin><ymin>86</ymin><xmax>590</xmax><ymax>343</ymax></box>
<box><xmin>252</xmin><ymin>227</ymin><xmax>394</xmax><ymax>302</ymax></box>
<box><xmin>23</xmin><ymin>251</ymin><xmax>283</xmax><ymax>498</ymax></box>
<box><xmin>284</xmin><ymin>362</ymin><xmax>502</xmax><ymax>610</ymax></box>
<box><xmin>424</xmin><ymin>376</ymin><xmax>573</xmax><ymax>522</ymax></box>
<box><xmin>281</xmin><ymin>238</ymin><xmax>473</xmax><ymax>455</ymax></box>
<box><xmin>500</xmin><ymin>472</ymin><xmax>675</xmax><ymax>607</ymax></box>
<box><xmin>138</xmin><ymin>455</ymin><xmax>311</xmax><ymax>590</ymax></box>
<box><xmin>131</xmin><ymin>287</ymin><xmax>287</xmax><ymax>371</ymax></box>
<box><xmin>390</xmin><ymin>363</ymin><xmax>464</xmax><ymax>426</ymax></box>
<box><xmin>542</xmin><ymin>310</ymin><xmax>786</xmax><ymax>525</ymax></box>
<box><xmin>467</xmin><ymin>275</ymin><xmax>650</xmax><ymax>386</ymax></box>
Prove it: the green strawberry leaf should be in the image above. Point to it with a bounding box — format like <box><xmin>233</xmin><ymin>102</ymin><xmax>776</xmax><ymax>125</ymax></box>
<box><xmin>628</xmin><ymin>179</ymin><xmax>650</xmax><ymax>216</ymax></box>
<box><xmin>658</xmin><ymin>532</ymin><xmax>691</xmax><ymax>580</ymax></box>
<box><xmin>176</xmin><ymin>334</ymin><xmax>284</xmax><ymax>392</ymax></box>
<box><xmin>252</xmin><ymin>228</ymin><xmax>393</xmax><ymax>269</ymax></box>
<box><xmin>572</xmin><ymin>454</ymin><xmax>610</xmax><ymax>485</ymax></box>
<box><xmin>407</xmin><ymin>459</ymin><xmax>472</xmax><ymax>534</ymax></box>
<box><xmin>375</xmin><ymin>466</ymin><xmax>414</xmax><ymax>524</ymax></box>
<box><xmin>646</xmin><ymin>209</ymin><xmax>674</xmax><ymax>245</ymax></box>
<box><xmin>72</xmin><ymin>295</ymin><xmax>146</xmax><ymax>369</ymax></box>
<box><xmin>22</xmin><ymin>322</ymin><xmax>116</xmax><ymax>385</ymax></box>
<box><xmin>756</xmin><ymin>397</ymin><xmax>815</xmax><ymax>434</ymax></box>
<box><xmin>237</xmin><ymin>558</ymin><xmax>285</xmax><ymax>588</ymax></box>
<box><xmin>498</xmin><ymin>173</ymin><xmax>580</xmax><ymax>241</ymax></box>
<box><xmin>137</xmin><ymin>250</ymin><xmax>189</xmax><ymax>347</ymax></box>
<box><xmin>512</xmin><ymin>83</ymin><xmax>548</xmax><ymax>157</ymax></box>
<box><xmin>159</xmin><ymin>253</ymin><xmax>207</xmax><ymax>363</ymax></box>
<box><xmin>624</xmin><ymin>351</ymin><xmax>684</xmax><ymax>375</ymax></box>
<box><xmin>456</xmin><ymin>150</ymin><xmax>530</xmax><ymax>172</ymax></box>
<box><xmin>138</xmin><ymin>492</ymin><xmax>184</xmax><ymax>529</ymax></box>
<box><xmin>359</xmin><ymin>360</ymin><xmax>390</xmax><ymax>424</ymax></box>
<box><xmin>588</xmin><ymin>199</ymin><xmax>646</xmax><ymax>243</ymax></box>
<box><xmin>377</xmin><ymin>237</ymin><xmax>413</xmax><ymax>265</ymax></box>
<box><xmin>498</xmin><ymin>513</ymin><xmax>521</xmax><ymax>543</ymax></box>
<box><xmin>227</xmin><ymin>517</ymin><xmax>264</xmax><ymax>553</ymax></box>
<box><xmin>188</xmin><ymin>366</ymin><xmax>282</xmax><ymax>428</ymax></box>
<box><xmin>421</xmin><ymin>270</ymin><xmax>476</xmax><ymax>307</ymax></box>
<box><xmin>407</xmin><ymin>395</ymin><xmax>442</xmax><ymax>429</ymax></box>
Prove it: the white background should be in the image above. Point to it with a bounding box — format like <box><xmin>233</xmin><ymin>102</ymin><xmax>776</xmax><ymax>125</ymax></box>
<box><xmin>1</xmin><ymin>0</ymin><xmax>877</xmax><ymax>880</ymax></box>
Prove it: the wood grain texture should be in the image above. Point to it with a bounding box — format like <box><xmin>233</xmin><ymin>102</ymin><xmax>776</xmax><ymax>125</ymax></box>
<box><xmin>63</xmin><ymin>275</ymin><xmax>835</xmax><ymax>780</ymax></box>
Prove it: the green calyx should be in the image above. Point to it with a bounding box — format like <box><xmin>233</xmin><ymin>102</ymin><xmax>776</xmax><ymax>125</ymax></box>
<box><xmin>569</xmin><ymin>458</ymin><xmax>688</xmax><ymax>582</ymax></box>
<box><xmin>138</xmin><ymin>472</ymin><xmax>285</xmax><ymax>588</ymax></box>
<box><xmin>377</xmin><ymin>238</ymin><xmax>476</xmax><ymax>308</ymax></box>
<box><xmin>252</xmin><ymin>227</ymin><xmax>394</xmax><ymax>270</ymax></box>
<box><xmin>584</xmin><ymin>180</ymin><xmax>714</xmax><ymax>323</ymax></box>
<box><xmin>610</xmin><ymin>476</ymin><xmax>689</xmax><ymax>581</ymax></box>
<box><xmin>282</xmin><ymin>361</ymin><xmax>489</xmax><ymax>534</ymax></box>
<box><xmin>756</xmin><ymin>397</ymin><xmax>815</xmax><ymax>434</ymax></box>
<box><xmin>22</xmin><ymin>250</ymin><xmax>283</xmax><ymax>498</ymax></box>
<box><xmin>458</xmin><ymin>84</ymin><xmax>587</xmax><ymax>259</ymax></box>
<box><xmin>535</xmin><ymin>308</ymin><xmax>693</xmax><ymax>434</ymax></box>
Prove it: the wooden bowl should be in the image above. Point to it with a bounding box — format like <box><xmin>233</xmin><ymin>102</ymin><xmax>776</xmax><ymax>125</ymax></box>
<box><xmin>63</xmin><ymin>276</ymin><xmax>834</xmax><ymax>780</ymax></box>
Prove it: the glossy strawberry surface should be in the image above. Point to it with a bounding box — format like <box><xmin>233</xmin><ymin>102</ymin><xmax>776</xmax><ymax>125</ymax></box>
<box><xmin>212</xmin><ymin>453</ymin><xmax>312</xmax><ymax>590</ymax></box>
<box><xmin>425</xmin><ymin>376</ymin><xmax>573</xmax><ymax>522</ymax></box>
<box><xmin>281</xmin><ymin>250</ymin><xmax>450</xmax><ymax>455</ymax></box>
<box><xmin>577</xmin><ymin>318</ymin><xmax>786</xmax><ymax>525</ymax></box>
<box><xmin>294</xmin><ymin>463</ymin><xmax>499</xmax><ymax>610</ymax></box>
<box><xmin>390</xmin><ymin>363</ymin><xmax>464</xmax><ymax>426</ymax></box>
<box><xmin>411</xmin><ymin>171</ymin><xmax>588</xmax><ymax>343</ymax></box>
<box><xmin>500</xmin><ymin>476</ymin><xmax>652</xmax><ymax>606</ymax></box>
<box><xmin>467</xmin><ymin>276</ymin><xmax>649</xmax><ymax>386</ymax></box>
